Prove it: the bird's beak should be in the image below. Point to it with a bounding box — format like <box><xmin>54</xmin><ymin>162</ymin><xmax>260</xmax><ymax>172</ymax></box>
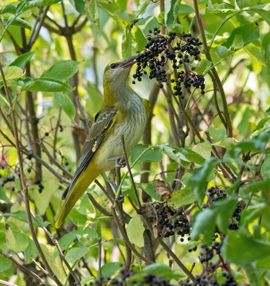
<box><xmin>119</xmin><ymin>56</ymin><xmax>137</xmax><ymax>68</ymax></box>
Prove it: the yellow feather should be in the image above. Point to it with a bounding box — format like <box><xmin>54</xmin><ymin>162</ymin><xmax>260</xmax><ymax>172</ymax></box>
<box><xmin>54</xmin><ymin>59</ymin><xmax>147</xmax><ymax>228</ymax></box>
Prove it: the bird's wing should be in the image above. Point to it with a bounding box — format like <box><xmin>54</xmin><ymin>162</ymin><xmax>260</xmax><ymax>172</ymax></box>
<box><xmin>62</xmin><ymin>106</ymin><xmax>117</xmax><ymax>199</ymax></box>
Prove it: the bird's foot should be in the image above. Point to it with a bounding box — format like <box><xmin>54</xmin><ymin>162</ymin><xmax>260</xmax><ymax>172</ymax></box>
<box><xmin>116</xmin><ymin>157</ymin><xmax>126</xmax><ymax>168</ymax></box>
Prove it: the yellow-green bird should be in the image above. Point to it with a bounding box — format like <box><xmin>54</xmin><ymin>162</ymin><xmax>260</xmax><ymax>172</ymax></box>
<box><xmin>55</xmin><ymin>57</ymin><xmax>148</xmax><ymax>228</ymax></box>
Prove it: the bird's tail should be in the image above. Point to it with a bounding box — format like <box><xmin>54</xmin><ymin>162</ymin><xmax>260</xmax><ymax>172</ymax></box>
<box><xmin>54</xmin><ymin>165</ymin><xmax>99</xmax><ymax>228</ymax></box>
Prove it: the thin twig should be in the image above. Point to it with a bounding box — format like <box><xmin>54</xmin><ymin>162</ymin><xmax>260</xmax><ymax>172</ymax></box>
<box><xmin>121</xmin><ymin>136</ymin><xmax>142</xmax><ymax>209</ymax></box>
<box><xmin>41</xmin><ymin>226</ymin><xmax>81</xmax><ymax>285</ymax></box>
<box><xmin>0</xmin><ymin>61</ymin><xmax>62</xmax><ymax>286</ymax></box>
<box><xmin>159</xmin><ymin>238</ymin><xmax>196</xmax><ymax>282</ymax></box>
<box><xmin>193</xmin><ymin>0</ymin><xmax>232</xmax><ymax>137</ymax></box>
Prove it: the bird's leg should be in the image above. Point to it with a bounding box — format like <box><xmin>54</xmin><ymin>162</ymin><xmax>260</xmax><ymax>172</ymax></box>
<box><xmin>116</xmin><ymin>156</ymin><xmax>126</xmax><ymax>168</ymax></box>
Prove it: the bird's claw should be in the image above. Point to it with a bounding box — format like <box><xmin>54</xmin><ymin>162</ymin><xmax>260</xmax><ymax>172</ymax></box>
<box><xmin>116</xmin><ymin>157</ymin><xmax>126</xmax><ymax>168</ymax></box>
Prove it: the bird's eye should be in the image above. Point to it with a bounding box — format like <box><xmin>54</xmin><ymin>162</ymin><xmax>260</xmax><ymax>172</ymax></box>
<box><xmin>110</xmin><ymin>63</ymin><xmax>118</xmax><ymax>69</ymax></box>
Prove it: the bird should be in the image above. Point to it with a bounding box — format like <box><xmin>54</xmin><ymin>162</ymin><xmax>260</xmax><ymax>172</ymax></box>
<box><xmin>55</xmin><ymin>57</ymin><xmax>148</xmax><ymax>228</ymax></box>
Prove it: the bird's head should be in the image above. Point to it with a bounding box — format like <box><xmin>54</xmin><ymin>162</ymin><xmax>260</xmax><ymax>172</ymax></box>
<box><xmin>103</xmin><ymin>57</ymin><xmax>136</xmax><ymax>102</ymax></box>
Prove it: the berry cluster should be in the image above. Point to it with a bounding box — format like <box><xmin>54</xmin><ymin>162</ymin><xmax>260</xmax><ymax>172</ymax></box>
<box><xmin>35</xmin><ymin>181</ymin><xmax>44</xmax><ymax>193</ymax></box>
<box><xmin>153</xmin><ymin>203</ymin><xmax>190</xmax><ymax>239</ymax></box>
<box><xmin>229</xmin><ymin>201</ymin><xmax>245</xmax><ymax>230</ymax></box>
<box><xmin>132</xmin><ymin>29</ymin><xmax>205</xmax><ymax>97</ymax></box>
<box><xmin>1</xmin><ymin>175</ymin><xmax>15</xmax><ymax>187</ymax></box>
<box><xmin>204</xmin><ymin>186</ymin><xmax>244</xmax><ymax>230</ymax></box>
<box><xmin>180</xmin><ymin>233</ymin><xmax>237</xmax><ymax>286</ymax></box>
<box><xmin>199</xmin><ymin>234</ymin><xmax>224</xmax><ymax>264</ymax></box>
<box><xmin>206</xmin><ymin>186</ymin><xmax>227</xmax><ymax>204</ymax></box>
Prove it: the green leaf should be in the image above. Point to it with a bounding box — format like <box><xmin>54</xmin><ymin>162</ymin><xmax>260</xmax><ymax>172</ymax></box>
<box><xmin>4</xmin><ymin>210</ymin><xmax>28</xmax><ymax>223</ymax></box>
<box><xmin>41</xmin><ymin>60</ymin><xmax>79</xmax><ymax>81</ymax></box>
<box><xmin>142</xmin><ymin>184</ymin><xmax>162</xmax><ymax>201</ymax></box>
<box><xmin>168</xmin><ymin>187</ymin><xmax>196</xmax><ymax>208</ymax></box>
<box><xmin>134</xmin><ymin>27</ymin><xmax>147</xmax><ymax>51</ymax></box>
<box><xmin>101</xmin><ymin>262</ymin><xmax>122</xmax><ymax>279</ymax></box>
<box><xmin>1</xmin><ymin>66</ymin><xmax>24</xmax><ymax>81</ymax></box>
<box><xmin>261</xmin><ymin>156</ymin><xmax>270</xmax><ymax>179</ymax></box>
<box><xmin>126</xmin><ymin>214</ymin><xmax>144</xmax><ymax>247</ymax></box>
<box><xmin>68</xmin><ymin>0</ymin><xmax>86</xmax><ymax>14</ymax></box>
<box><xmin>196</xmin><ymin>59</ymin><xmax>212</xmax><ymax>74</ymax></box>
<box><xmin>5</xmin><ymin>224</ymin><xmax>29</xmax><ymax>252</ymax></box>
<box><xmin>255</xmin><ymin>9</ymin><xmax>270</xmax><ymax>26</ymax></box>
<box><xmin>54</xmin><ymin>92</ymin><xmax>75</xmax><ymax>118</ymax></box>
<box><xmin>192</xmin><ymin>142</ymin><xmax>212</xmax><ymax>161</ymax></box>
<box><xmin>209</xmin><ymin>126</ymin><xmax>227</xmax><ymax>142</ymax></box>
<box><xmin>2</xmin><ymin>16</ymin><xmax>32</xmax><ymax>29</ymax></box>
<box><xmin>23</xmin><ymin>78</ymin><xmax>71</xmax><ymax>92</ymax></box>
<box><xmin>174</xmin><ymin>3</ymin><xmax>194</xmax><ymax>15</ymax></box>
<box><xmin>131</xmin><ymin>144</ymin><xmax>162</xmax><ymax>164</ymax></box>
<box><xmin>242</xmin><ymin>178</ymin><xmax>270</xmax><ymax>193</ymax></box>
<box><xmin>86</xmin><ymin>81</ymin><xmax>102</xmax><ymax>117</ymax></box>
<box><xmin>9</xmin><ymin>51</ymin><xmax>35</xmax><ymax>69</ymax></box>
<box><xmin>188</xmin><ymin>157</ymin><xmax>218</xmax><ymax>203</ymax></box>
<box><xmin>65</xmin><ymin>246</ymin><xmax>89</xmax><ymax>266</ymax></box>
<box><xmin>24</xmin><ymin>239</ymin><xmax>38</xmax><ymax>264</ymax></box>
<box><xmin>143</xmin><ymin>263</ymin><xmax>183</xmax><ymax>279</ymax></box>
<box><xmin>87</xmin><ymin>0</ymin><xmax>98</xmax><ymax>23</ymax></box>
<box><xmin>122</xmin><ymin>27</ymin><xmax>132</xmax><ymax>59</ymax></box>
<box><xmin>222</xmin><ymin>231</ymin><xmax>270</xmax><ymax>265</ymax></box>
<box><xmin>215</xmin><ymin>198</ymin><xmax>237</xmax><ymax>233</ymax></box>
<box><xmin>160</xmin><ymin>144</ymin><xmax>205</xmax><ymax>165</ymax></box>
<box><xmin>224</xmin><ymin>23</ymin><xmax>259</xmax><ymax>49</ymax></box>
<box><xmin>0</xmin><ymin>231</ymin><xmax>6</xmax><ymax>249</ymax></box>
<box><xmin>166</xmin><ymin>0</ymin><xmax>177</xmax><ymax>27</ymax></box>
<box><xmin>215</xmin><ymin>45</ymin><xmax>233</xmax><ymax>59</ymax></box>
<box><xmin>41</xmin><ymin>244</ymin><xmax>66</xmax><ymax>283</ymax></box>
<box><xmin>0</xmin><ymin>255</ymin><xmax>12</xmax><ymax>273</ymax></box>
<box><xmin>191</xmin><ymin>208</ymin><xmax>216</xmax><ymax>244</ymax></box>
<box><xmin>59</xmin><ymin>231</ymin><xmax>79</xmax><ymax>251</ymax></box>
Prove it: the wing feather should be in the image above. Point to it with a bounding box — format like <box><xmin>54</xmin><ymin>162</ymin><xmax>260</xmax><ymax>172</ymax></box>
<box><xmin>62</xmin><ymin>106</ymin><xmax>117</xmax><ymax>199</ymax></box>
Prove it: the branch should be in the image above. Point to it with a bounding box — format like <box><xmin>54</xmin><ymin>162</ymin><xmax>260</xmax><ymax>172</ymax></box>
<box><xmin>0</xmin><ymin>61</ymin><xmax>62</xmax><ymax>286</ymax></box>
<box><xmin>193</xmin><ymin>0</ymin><xmax>232</xmax><ymax>137</ymax></box>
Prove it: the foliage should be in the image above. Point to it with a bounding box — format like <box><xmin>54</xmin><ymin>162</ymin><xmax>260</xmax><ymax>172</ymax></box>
<box><xmin>1</xmin><ymin>0</ymin><xmax>270</xmax><ymax>285</ymax></box>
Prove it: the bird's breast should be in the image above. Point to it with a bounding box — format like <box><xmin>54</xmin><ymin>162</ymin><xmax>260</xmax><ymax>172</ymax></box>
<box><xmin>94</xmin><ymin>97</ymin><xmax>147</xmax><ymax>170</ymax></box>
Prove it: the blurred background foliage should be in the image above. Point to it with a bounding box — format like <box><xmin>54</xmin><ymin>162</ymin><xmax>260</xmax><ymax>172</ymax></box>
<box><xmin>1</xmin><ymin>0</ymin><xmax>270</xmax><ymax>285</ymax></box>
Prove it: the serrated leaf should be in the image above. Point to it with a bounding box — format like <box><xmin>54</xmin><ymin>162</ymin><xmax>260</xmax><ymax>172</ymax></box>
<box><xmin>41</xmin><ymin>60</ymin><xmax>78</xmax><ymax>81</ymax></box>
